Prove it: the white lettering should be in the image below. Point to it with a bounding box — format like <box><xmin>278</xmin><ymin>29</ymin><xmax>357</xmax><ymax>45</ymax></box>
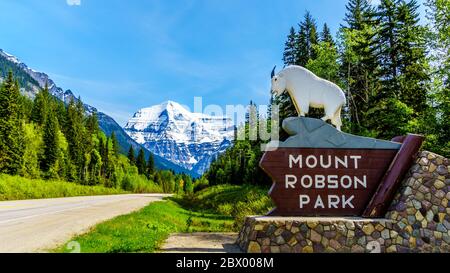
<box><xmin>300</xmin><ymin>175</ymin><xmax>313</xmax><ymax>188</ymax></box>
<box><xmin>341</xmin><ymin>175</ymin><xmax>353</xmax><ymax>189</ymax></box>
<box><xmin>315</xmin><ymin>175</ymin><xmax>326</xmax><ymax>189</ymax></box>
<box><xmin>285</xmin><ymin>175</ymin><xmax>297</xmax><ymax>189</ymax></box>
<box><xmin>299</xmin><ymin>195</ymin><xmax>310</xmax><ymax>208</ymax></box>
<box><xmin>350</xmin><ymin>155</ymin><xmax>362</xmax><ymax>169</ymax></box>
<box><xmin>305</xmin><ymin>155</ymin><xmax>318</xmax><ymax>168</ymax></box>
<box><xmin>335</xmin><ymin>156</ymin><xmax>348</xmax><ymax>168</ymax></box>
<box><xmin>328</xmin><ymin>175</ymin><xmax>339</xmax><ymax>189</ymax></box>
<box><xmin>343</xmin><ymin>195</ymin><xmax>355</xmax><ymax>208</ymax></box>
<box><xmin>314</xmin><ymin>195</ymin><xmax>325</xmax><ymax>209</ymax></box>
<box><xmin>328</xmin><ymin>195</ymin><xmax>340</xmax><ymax>209</ymax></box>
<box><xmin>320</xmin><ymin>155</ymin><xmax>332</xmax><ymax>168</ymax></box>
<box><xmin>289</xmin><ymin>155</ymin><xmax>302</xmax><ymax>169</ymax></box>
<box><xmin>354</xmin><ymin>176</ymin><xmax>367</xmax><ymax>189</ymax></box>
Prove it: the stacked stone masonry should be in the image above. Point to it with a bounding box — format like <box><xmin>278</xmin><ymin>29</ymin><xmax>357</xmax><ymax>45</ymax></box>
<box><xmin>237</xmin><ymin>151</ymin><xmax>450</xmax><ymax>253</ymax></box>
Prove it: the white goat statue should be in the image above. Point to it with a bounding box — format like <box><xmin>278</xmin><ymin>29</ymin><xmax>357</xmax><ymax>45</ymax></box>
<box><xmin>271</xmin><ymin>65</ymin><xmax>346</xmax><ymax>131</ymax></box>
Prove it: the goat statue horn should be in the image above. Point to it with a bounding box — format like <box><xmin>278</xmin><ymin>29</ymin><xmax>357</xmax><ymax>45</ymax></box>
<box><xmin>271</xmin><ymin>66</ymin><xmax>276</xmax><ymax>79</ymax></box>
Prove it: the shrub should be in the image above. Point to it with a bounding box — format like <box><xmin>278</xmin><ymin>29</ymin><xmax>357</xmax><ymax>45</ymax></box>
<box><xmin>173</xmin><ymin>184</ymin><xmax>273</xmax><ymax>230</ymax></box>
<box><xmin>193</xmin><ymin>177</ymin><xmax>209</xmax><ymax>192</ymax></box>
<box><xmin>0</xmin><ymin>174</ymin><xmax>125</xmax><ymax>201</ymax></box>
<box><xmin>120</xmin><ymin>173</ymin><xmax>162</xmax><ymax>193</ymax></box>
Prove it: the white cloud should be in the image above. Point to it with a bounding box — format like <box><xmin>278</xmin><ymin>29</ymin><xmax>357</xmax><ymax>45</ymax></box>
<box><xmin>66</xmin><ymin>0</ymin><xmax>81</xmax><ymax>6</ymax></box>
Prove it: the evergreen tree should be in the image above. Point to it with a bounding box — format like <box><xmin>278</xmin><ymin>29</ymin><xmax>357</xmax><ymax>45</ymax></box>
<box><xmin>376</xmin><ymin>0</ymin><xmax>429</xmax><ymax>116</ymax></box>
<box><xmin>296</xmin><ymin>11</ymin><xmax>319</xmax><ymax>66</ymax></box>
<box><xmin>127</xmin><ymin>146</ymin><xmax>135</xmax><ymax>165</ymax></box>
<box><xmin>377</xmin><ymin>0</ymin><xmax>403</xmax><ymax>99</ymax></box>
<box><xmin>0</xmin><ymin>71</ymin><xmax>24</xmax><ymax>175</ymax></box>
<box><xmin>307</xmin><ymin>41</ymin><xmax>341</xmax><ymax>83</ymax></box>
<box><xmin>146</xmin><ymin>153</ymin><xmax>155</xmax><ymax>178</ymax></box>
<box><xmin>344</xmin><ymin>0</ymin><xmax>373</xmax><ymax>29</ymax></box>
<box><xmin>65</xmin><ymin>98</ymin><xmax>86</xmax><ymax>180</ymax></box>
<box><xmin>31</xmin><ymin>83</ymin><xmax>51</xmax><ymax>126</ymax></box>
<box><xmin>283</xmin><ymin>27</ymin><xmax>298</xmax><ymax>65</ymax></box>
<box><xmin>136</xmin><ymin>148</ymin><xmax>146</xmax><ymax>175</ymax></box>
<box><xmin>395</xmin><ymin>0</ymin><xmax>429</xmax><ymax>113</ymax></box>
<box><xmin>425</xmin><ymin>0</ymin><xmax>450</xmax><ymax>73</ymax></box>
<box><xmin>87</xmin><ymin>149</ymin><xmax>102</xmax><ymax>185</ymax></box>
<box><xmin>41</xmin><ymin>111</ymin><xmax>59</xmax><ymax>173</ymax></box>
<box><xmin>86</xmin><ymin>112</ymin><xmax>99</xmax><ymax>136</ymax></box>
<box><xmin>321</xmin><ymin>23</ymin><xmax>334</xmax><ymax>46</ymax></box>
<box><xmin>184</xmin><ymin>175</ymin><xmax>194</xmax><ymax>194</ymax></box>
<box><xmin>426</xmin><ymin>0</ymin><xmax>450</xmax><ymax>157</ymax></box>
<box><xmin>55</xmin><ymin>99</ymin><xmax>67</xmax><ymax>132</ymax></box>
<box><xmin>340</xmin><ymin>0</ymin><xmax>379</xmax><ymax>132</ymax></box>
<box><xmin>99</xmin><ymin>136</ymin><xmax>110</xmax><ymax>178</ymax></box>
<box><xmin>277</xmin><ymin>11</ymin><xmax>321</xmax><ymax>131</ymax></box>
<box><xmin>110</xmin><ymin>132</ymin><xmax>120</xmax><ymax>156</ymax></box>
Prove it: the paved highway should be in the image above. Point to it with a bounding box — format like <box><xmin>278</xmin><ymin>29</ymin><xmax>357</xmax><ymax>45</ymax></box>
<box><xmin>0</xmin><ymin>194</ymin><xmax>169</xmax><ymax>253</ymax></box>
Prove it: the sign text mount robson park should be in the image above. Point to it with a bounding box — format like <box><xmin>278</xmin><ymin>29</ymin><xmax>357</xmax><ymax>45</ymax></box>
<box><xmin>260</xmin><ymin>117</ymin><xmax>424</xmax><ymax>217</ymax></box>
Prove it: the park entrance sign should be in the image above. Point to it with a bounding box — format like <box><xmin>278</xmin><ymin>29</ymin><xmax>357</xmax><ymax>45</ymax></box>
<box><xmin>236</xmin><ymin>66</ymin><xmax>448</xmax><ymax>253</ymax></box>
<box><xmin>263</xmin><ymin>65</ymin><xmax>425</xmax><ymax>218</ymax></box>
<box><xmin>262</xmin><ymin>148</ymin><xmax>398</xmax><ymax>216</ymax></box>
<box><xmin>261</xmin><ymin>117</ymin><xmax>424</xmax><ymax>217</ymax></box>
<box><xmin>260</xmin><ymin>117</ymin><xmax>426</xmax><ymax>218</ymax></box>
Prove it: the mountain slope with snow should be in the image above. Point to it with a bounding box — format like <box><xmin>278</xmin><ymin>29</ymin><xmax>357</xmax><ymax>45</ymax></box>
<box><xmin>0</xmin><ymin>49</ymin><xmax>194</xmax><ymax>176</ymax></box>
<box><xmin>124</xmin><ymin>101</ymin><xmax>234</xmax><ymax>175</ymax></box>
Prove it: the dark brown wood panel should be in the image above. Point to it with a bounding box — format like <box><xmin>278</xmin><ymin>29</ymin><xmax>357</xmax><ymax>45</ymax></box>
<box><xmin>260</xmin><ymin>148</ymin><xmax>398</xmax><ymax>216</ymax></box>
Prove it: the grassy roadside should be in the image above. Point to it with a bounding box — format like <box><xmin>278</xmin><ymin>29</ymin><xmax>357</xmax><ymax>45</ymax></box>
<box><xmin>0</xmin><ymin>174</ymin><xmax>126</xmax><ymax>201</ymax></box>
<box><xmin>54</xmin><ymin>200</ymin><xmax>234</xmax><ymax>253</ymax></box>
<box><xmin>53</xmin><ymin>185</ymin><xmax>271</xmax><ymax>253</ymax></box>
<box><xmin>172</xmin><ymin>184</ymin><xmax>273</xmax><ymax>228</ymax></box>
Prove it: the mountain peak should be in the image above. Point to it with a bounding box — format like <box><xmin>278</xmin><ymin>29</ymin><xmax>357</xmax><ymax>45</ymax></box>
<box><xmin>0</xmin><ymin>49</ymin><xmax>193</xmax><ymax>176</ymax></box>
<box><xmin>125</xmin><ymin>101</ymin><xmax>234</xmax><ymax>175</ymax></box>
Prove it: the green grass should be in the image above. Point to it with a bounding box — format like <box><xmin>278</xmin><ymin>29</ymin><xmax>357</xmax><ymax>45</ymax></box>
<box><xmin>53</xmin><ymin>184</ymin><xmax>272</xmax><ymax>253</ymax></box>
<box><xmin>0</xmin><ymin>174</ymin><xmax>126</xmax><ymax>201</ymax></box>
<box><xmin>54</xmin><ymin>200</ymin><xmax>234</xmax><ymax>253</ymax></box>
<box><xmin>172</xmin><ymin>184</ymin><xmax>274</xmax><ymax>228</ymax></box>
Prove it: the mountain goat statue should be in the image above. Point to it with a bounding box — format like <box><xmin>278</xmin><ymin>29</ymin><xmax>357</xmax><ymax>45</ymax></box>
<box><xmin>271</xmin><ymin>65</ymin><xmax>346</xmax><ymax>131</ymax></box>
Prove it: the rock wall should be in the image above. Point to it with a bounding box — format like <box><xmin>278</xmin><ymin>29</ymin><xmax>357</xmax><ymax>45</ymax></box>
<box><xmin>237</xmin><ymin>151</ymin><xmax>450</xmax><ymax>253</ymax></box>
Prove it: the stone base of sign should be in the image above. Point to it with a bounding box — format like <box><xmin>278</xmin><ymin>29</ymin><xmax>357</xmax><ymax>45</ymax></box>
<box><xmin>237</xmin><ymin>151</ymin><xmax>450</xmax><ymax>253</ymax></box>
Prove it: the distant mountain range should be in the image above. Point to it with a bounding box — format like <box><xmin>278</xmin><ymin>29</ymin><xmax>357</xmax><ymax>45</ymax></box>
<box><xmin>0</xmin><ymin>49</ymin><xmax>196</xmax><ymax>176</ymax></box>
<box><xmin>124</xmin><ymin>101</ymin><xmax>234</xmax><ymax>176</ymax></box>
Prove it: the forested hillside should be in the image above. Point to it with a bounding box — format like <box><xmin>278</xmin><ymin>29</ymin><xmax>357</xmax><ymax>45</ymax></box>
<box><xmin>203</xmin><ymin>0</ymin><xmax>450</xmax><ymax>187</ymax></box>
<box><xmin>0</xmin><ymin>71</ymin><xmax>193</xmax><ymax>195</ymax></box>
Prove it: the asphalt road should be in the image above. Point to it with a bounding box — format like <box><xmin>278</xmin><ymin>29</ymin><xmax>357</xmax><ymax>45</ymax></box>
<box><xmin>0</xmin><ymin>194</ymin><xmax>169</xmax><ymax>253</ymax></box>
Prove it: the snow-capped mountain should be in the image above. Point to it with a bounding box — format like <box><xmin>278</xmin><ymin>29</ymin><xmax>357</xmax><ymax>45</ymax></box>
<box><xmin>124</xmin><ymin>101</ymin><xmax>234</xmax><ymax>175</ymax></box>
<box><xmin>0</xmin><ymin>49</ymin><xmax>193</xmax><ymax>175</ymax></box>
<box><xmin>0</xmin><ymin>49</ymin><xmax>95</xmax><ymax>112</ymax></box>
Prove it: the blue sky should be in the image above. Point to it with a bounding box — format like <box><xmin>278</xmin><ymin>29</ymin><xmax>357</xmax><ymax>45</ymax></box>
<box><xmin>0</xmin><ymin>0</ymin><xmax>426</xmax><ymax>125</ymax></box>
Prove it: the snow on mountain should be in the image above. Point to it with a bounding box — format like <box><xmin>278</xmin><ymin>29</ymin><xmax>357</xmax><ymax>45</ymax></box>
<box><xmin>124</xmin><ymin>101</ymin><xmax>234</xmax><ymax>175</ymax></box>
<box><xmin>0</xmin><ymin>49</ymin><xmax>194</xmax><ymax>176</ymax></box>
<box><xmin>0</xmin><ymin>49</ymin><xmax>96</xmax><ymax>112</ymax></box>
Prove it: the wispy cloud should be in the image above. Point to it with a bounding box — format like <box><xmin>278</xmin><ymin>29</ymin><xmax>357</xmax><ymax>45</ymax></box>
<box><xmin>66</xmin><ymin>0</ymin><xmax>81</xmax><ymax>6</ymax></box>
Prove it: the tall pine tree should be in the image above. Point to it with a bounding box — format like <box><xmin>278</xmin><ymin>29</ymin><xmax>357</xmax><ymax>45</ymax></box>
<box><xmin>146</xmin><ymin>153</ymin><xmax>155</xmax><ymax>178</ymax></box>
<box><xmin>127</xmin><ymin>146</ymin><xmax>135</xmax><ymax>165</ymax></box>
<box><xmin>31</xmin><ymin>83</ymin><xmax>51</xmax><ymax>126</ymax></box>
<box><xmin>136</xmin><ymin>148</ymin><xmax>146</xmax><ymax>175</ymax></box>
<box><xmin>296</xmin><ymin>11</ymin><xmax>319</xmax><ymax>66</ymax></box>
<box><xmin>110</xmin><ymin>132</ymin><xmax>120</xmax><ymax>156</ymax></box>
<box><xmin>340</xmin><ymin>0</ymin><xmax>379</xmax><ymax>132</ymax></box>
<box><xmin>283</xmin><ymin>27</ymin><xmax>298</xmax><ymax>65</ymax></box>
<box><xmin>65</xmin><ymin>98</ymin><xmax>86</xmax><ymax>180</ymax></box>
<box><xmin>321</xmin><ymin>23</ymin><xmax>334</xmax><ymax>46</ymax></box>
<box><xmin>41</xmin><ymin>111</ymin><xmax>59</xmax><ymax>174</ymax></box>
<box><xmin>396</xmin><ymin>0</ymin><xmax>429</xmax><ymax>114</ymax></box>
<box><xmin>0</xmin><ymin>71</ymin><xmax>24</xmax><ymax>175</ymax></box>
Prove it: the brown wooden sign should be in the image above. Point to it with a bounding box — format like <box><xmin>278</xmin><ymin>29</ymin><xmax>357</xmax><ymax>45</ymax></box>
<box><xmin>260</xmin><ymin>117</ymin><xmax>425</xmax><ymax>217</ymax></box>
<box><xmin>261</xmin><ymin>148</ymin><xmax>398</xmax><ymax>216</ymax></box>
